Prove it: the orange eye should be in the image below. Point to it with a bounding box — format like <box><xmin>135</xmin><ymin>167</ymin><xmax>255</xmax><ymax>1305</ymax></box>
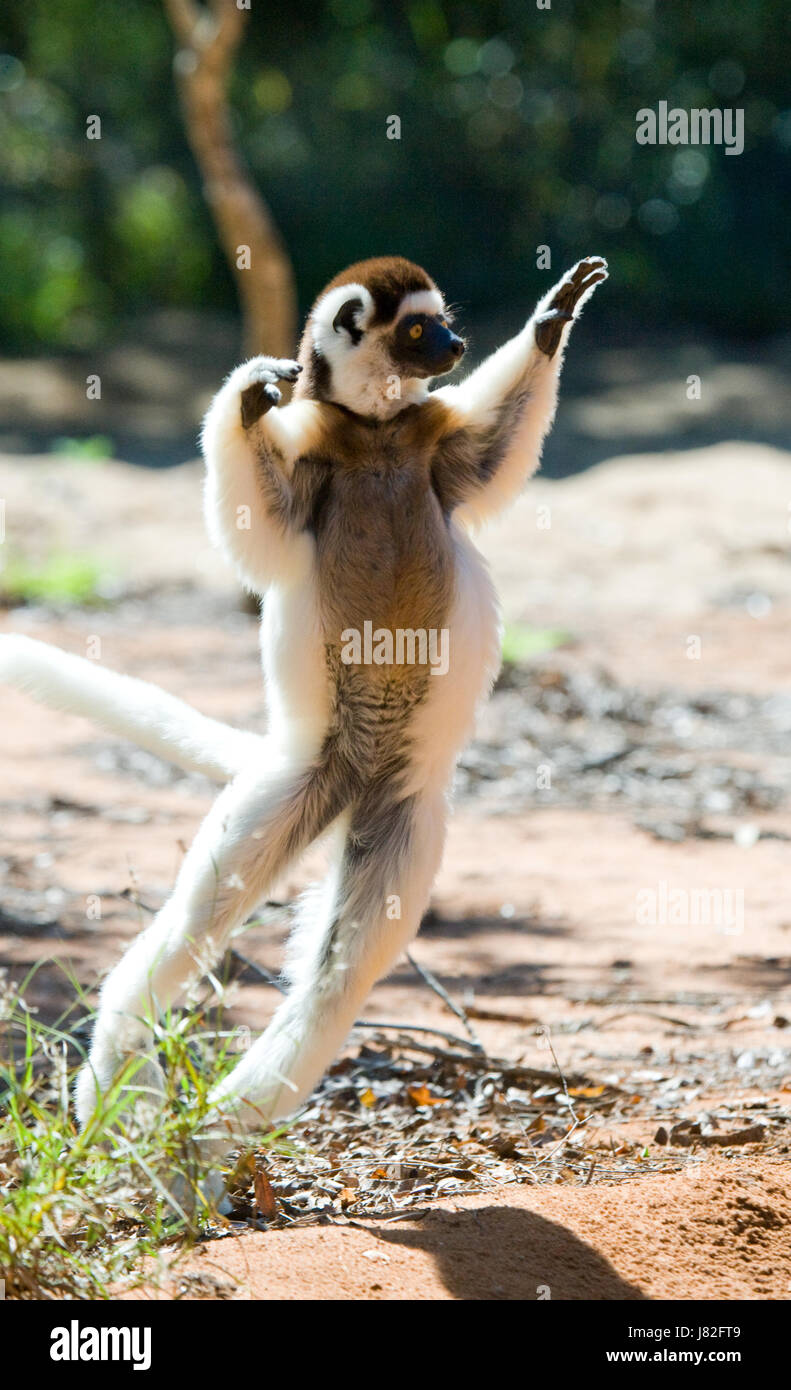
<box><xmin>409</xmin><ymin>323</ymin><xmax>423</xmax><ymax>340</ymax></box>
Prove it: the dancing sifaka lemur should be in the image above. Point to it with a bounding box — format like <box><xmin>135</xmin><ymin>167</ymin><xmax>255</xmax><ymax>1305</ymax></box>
<box><xmin>0</xmin><ymin>254</ymin><xmax>607</xmax><ymax>1170</ymax></box>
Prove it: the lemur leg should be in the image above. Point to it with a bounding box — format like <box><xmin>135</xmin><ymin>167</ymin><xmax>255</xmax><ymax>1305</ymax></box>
<box><xmin>74</xmin><ymin>753</ymin><xmax>347</xmax><ymax>1129</ymax></box>
<box><xmin>201</xmin><ymin>780</ymin><xmax>448</xmax><ymax>1157</ymax></box>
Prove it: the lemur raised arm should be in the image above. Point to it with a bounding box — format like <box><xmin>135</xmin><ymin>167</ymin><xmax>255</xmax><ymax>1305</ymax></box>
<box><xmin>0</xmin><ymin>254</ymin><xmax>606</xmax><ymax>1179</ymax></box>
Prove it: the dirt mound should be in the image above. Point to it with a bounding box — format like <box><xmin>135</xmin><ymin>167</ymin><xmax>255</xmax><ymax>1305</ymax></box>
<box><xmin>125</xmin><ymin>1159</ymin><xmax>789</xmax><ymax>1301</ymax></box>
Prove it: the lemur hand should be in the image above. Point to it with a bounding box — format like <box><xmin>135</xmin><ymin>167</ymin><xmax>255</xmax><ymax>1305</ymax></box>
<box><xmin>534</xmin><ymin>257</ymin><xmax>608</xmax><ymax>359</ymax></box>
<box><xmin>240</xmin><ymin>357</ymin><xmax>303</xmax><ymax>429</ymax></box>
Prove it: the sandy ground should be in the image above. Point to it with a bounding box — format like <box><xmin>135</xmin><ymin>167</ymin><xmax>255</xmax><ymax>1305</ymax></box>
<box><xmin>2</xmin><ymin>440</ymin><xmax>791</xmax><ymax>1299</ymax></box>
<box><xmin>125</xmin><ymin>1159</ymin><xmax>790</xmax><ymax>1302</ymax></box>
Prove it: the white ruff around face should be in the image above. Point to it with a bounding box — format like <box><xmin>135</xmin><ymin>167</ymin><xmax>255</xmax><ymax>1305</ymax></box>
<box><xmin>309</xmin><ymin>282</ymin><xmax>445</xmax><ymax>418</ymax></box>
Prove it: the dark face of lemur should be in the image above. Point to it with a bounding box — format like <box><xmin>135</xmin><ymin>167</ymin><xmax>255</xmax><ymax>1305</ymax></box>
<box><xmin>294</xmin><ymin>256</ymin><xmax>465</xmax><ymax>420</ymax></box>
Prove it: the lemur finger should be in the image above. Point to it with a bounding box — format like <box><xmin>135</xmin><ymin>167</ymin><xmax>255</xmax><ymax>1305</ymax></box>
<box><xmin>272</xmin><ymin>359</ymin><xmax>303</xmax><ymax>382</ymax></box>
<box><xmin>570</xmin><ymin>259</ymin><xmax>608</xmax><ymax>295</ymax></box>
<box><xmin>570</xmin><ymin>268</ymin><xmax>609</xmax><ymax>310</ymax></box>
<box><xmin>575</xmin><ymin>270</ymin><xmax>608</xmax><ymax>298</ymax></box>
<box><xmin>550</xmin><ymin>260</ymin><xmax>608</xmax><ymax>318</ymax></box>
<box><xmin>577</xmin><ymin>262</ymin><xmax>608</xmax><ymax>284</ymax></box>
<box><xmin>570</xmin><ymin>255</ymin><xmax>608</xmax><ymax>284</ymax></box>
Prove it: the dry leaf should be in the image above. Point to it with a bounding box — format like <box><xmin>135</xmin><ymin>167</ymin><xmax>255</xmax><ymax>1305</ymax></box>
<box><xmin>568</xmin><ymin>1085</ymin><xmax>605</xmax><ymax>1098</ymax></box>
<box><xmin>254</xmin><ymin>1163</ymin><xmax>277</xmax><ymax>1220</ymax></box>
<box><xmin>407</xmin><ymin>1084</ymin><xmax>445</xmax><ymax>1107</ymax></box>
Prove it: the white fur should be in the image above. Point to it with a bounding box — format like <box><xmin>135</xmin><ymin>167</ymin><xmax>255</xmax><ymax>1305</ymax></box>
<box><xmin>309</xmin><ymin>282</ymin><xmax>432</xmax><ymax>419</ymax></box>
<box><xmin>310</xmin><ymin>281</ymin><xmax>374</xmax><ymax>334</ymax></box>
<box><xmin>434</xmin><ymin>261</ymin><xmax>605</xmax><ymax>528</ymax></box>
<box><xmin>201</xmin><ymin>360</ymin><xmax>322</xmax><ymax>594</ymax></box>
<box><xmin>204</xmin><ymin>789</ymin><xmax>447</xmax><ymax>1149</ymax></box>
<box><xmin>403</xmin><ymin>525</ymin><xmax>501</xmax><ymax>798</ymax></box>
<box><xmin>0</xmin><ymin>263</ymin><xmax>603</xmax><ymax>1183</ymax></box>
<box><xmin>0</xmin><ymin>632</ymin><xmax>262</xmax><ymax>781</ymax></box>
<box><xmin>396</xmin><ymin>289</ymin><xmax>445</xmax><ymax>320</ymax></box>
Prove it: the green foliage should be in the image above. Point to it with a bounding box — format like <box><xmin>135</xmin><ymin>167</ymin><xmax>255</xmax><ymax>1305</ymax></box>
<box><xmin>0</xmin><ymin>550</ymin><xmax>111</xmax><ymax>605</ymax></box>
<box><xmin>0</xmin><ymin>0</ymin><xmax>788</xmax><ymax>349</ymax></box>
<box><xmin>501</xmin><ymin>622</ymin><xmax>572</xmax><ymax>664</ymax></box>
<box><xmin>50</xmin><ymin>434</ymin><xmax>113</xmax><ymax>458</ymax></box>
<box><xmin>0</xmin><ymin>967</ymin><xmax>278</xmax><ymax>1298</ymax></box>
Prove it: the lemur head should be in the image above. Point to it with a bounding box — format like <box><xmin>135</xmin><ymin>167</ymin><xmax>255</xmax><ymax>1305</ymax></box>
<box><xmin>294</xmin><ymin>256</ymin><xmax>465</xmax><ymax>419</ymax></box>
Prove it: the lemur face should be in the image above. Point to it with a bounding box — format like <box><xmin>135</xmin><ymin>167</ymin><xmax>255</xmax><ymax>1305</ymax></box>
<box><xmin>295</xmin><ymin>256</ymin><xmax>465</xmax><ymax>419</ymax></box>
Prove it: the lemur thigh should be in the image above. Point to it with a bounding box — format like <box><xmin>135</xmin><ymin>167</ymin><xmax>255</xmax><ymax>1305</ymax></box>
<box><xmin>431</xmin><ymin>257</ymin><xmax>608</xmax><ymax>527</ymax></box>
<box><xmin>75</xmin><ymin>754</ymin><xmax>347</xmax><ymax>1127</ymax></box>
<box><xmin>203</xmin><ymin>783</ymin><xmax>448</xmax><ymax>1150</ymax></box>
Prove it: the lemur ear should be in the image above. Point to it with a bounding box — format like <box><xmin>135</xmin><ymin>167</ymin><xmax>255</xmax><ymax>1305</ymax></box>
<box><xmin>332</xmin><ymin>296</ymin><xmax>365</xmax><ymax>345</ymax></box>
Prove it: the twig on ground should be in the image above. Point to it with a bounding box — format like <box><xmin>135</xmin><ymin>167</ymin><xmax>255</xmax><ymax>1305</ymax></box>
<box><xmin>601</xmin><ymin>1009</ymin><xmax>696</xmax><ymax>1030</ymax></box>
<box><xmin>354</xmin><ymin>1023</ymin><xmax>481</xmax><ymax>1053</ymax></box>
<box><xmin>522</xmin><ymin>1115</ymin><xmax>585</xmax><ymax>1176</ymax></box>
<box><xmin>406</xmin><ymin>950</ymin><xmax>483</xmax><ymax>1050</ymax></box>
<box><xmin>543</xmin><ymin>1028</ymin><xmax>578</xmax><ymax>1125</ymax></box>
<box><xmin>225</xmin><ymin>952</ymin><xmax>482</xmax><ymax>1051</ymax></box>
<box><xmin>228</xmin><ymin>949</ymin><xmax>285</xmax><ymax>994</ymax></box>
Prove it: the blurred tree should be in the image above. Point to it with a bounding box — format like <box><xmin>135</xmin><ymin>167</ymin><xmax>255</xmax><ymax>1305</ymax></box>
<box><xmin>0</xmin><ymin>0</ymin><xmax>788</xmax><ymax>350</ymax></box>
<box><xmin>162</xmin><ymin>0</ymin><xmax>295</xmax><ymax>356</ymax></box>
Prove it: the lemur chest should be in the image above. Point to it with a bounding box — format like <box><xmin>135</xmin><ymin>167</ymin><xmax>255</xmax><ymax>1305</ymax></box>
<box><xmin>311</xmin><ymin>460</ymin><xmax>455</xmax><ymax>646</ymax></box>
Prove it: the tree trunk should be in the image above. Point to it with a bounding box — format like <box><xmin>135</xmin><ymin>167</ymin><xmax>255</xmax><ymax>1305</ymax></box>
<box><xmin>163</xmin><ymin>0</ymin><xmax>297</xmax><ymax>359</ymax></box>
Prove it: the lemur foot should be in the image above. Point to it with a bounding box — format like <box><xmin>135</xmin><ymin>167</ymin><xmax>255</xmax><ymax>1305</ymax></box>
<box><xmin>74</xmin><ymin>1051</ymin><xmax>166</xmax><ymax>1134</ymax></box>
<box><xmin>534</xmin><ymin>256</ymin><xmax>608</xmax><ymax>358</ymax></box>
<box><xmin>240</xmin><ymin>357</ymin><xmax>303</xmax><ymax>428</ymax></box>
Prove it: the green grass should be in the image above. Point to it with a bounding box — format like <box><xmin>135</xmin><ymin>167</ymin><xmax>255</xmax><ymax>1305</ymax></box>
<box><xmin>0</xmin><ymin>966</ymin><xmax>268</xmax><ymax>1299</ymax></box>
<box><xmin>0</xmin><ymin>551</ymin><xmax>112</xmax><ymax>606</ymax></box>
<box><xmin>49</xmin><ymin>436</ymin><xmax>114</xmax><ymax>461</ymax></box>
<box><xmin>501</xmin><ymin>622</ymin><xmax>573</xmax><ymax>665</ymax></box>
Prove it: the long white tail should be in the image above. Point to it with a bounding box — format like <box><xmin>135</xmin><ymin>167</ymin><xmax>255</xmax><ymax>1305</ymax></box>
<box><xmin>0</xmin><ymin>634</ymin><xmax>265</xmax><ymax>781</ymax></box>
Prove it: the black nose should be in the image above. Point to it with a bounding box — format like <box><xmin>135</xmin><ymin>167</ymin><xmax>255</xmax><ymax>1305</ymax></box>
<box><xmin>449</xmin><ymin>334</ymin><xmax>465</xmax><ymax>359</ymax></box>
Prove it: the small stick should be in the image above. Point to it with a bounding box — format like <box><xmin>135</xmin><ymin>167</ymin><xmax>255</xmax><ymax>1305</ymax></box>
<box><xmin>522</xmin><ymin>1115</ymin><xmax>585</xmax><ymax>1176</ymax></box>
<box><xmin>601</xmin><ymin>1009</ymin><xmax>695</xmax><ymax>1030</ymax></box>
<box><xmin>126</xmin><ymin>905</ymin><xmax>485</xmax><ymax>1054</ymax></box>
<box><xmin>406</xmin><ymin>951</ymin><xmax>483</xmax><ymax>1051</ymax></box>
<box><xmin>228</xmin><ymin>949</ymin><xmax>285</xmax><ymax>994</ymax></box>
<box><xmin>225</xmin><ymin>952</ymin><xmax>481</xmax><ymax>1052</ymax></box>
<box><xmin>543</xmin><ymin>1028</ymin><xmax>577</xmax><ymax>1125</ymax></box>
<box><xmin>354</xmin><ymin>1022</ymin><xmax>480</xmax><ymax>1053</ymax></box>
